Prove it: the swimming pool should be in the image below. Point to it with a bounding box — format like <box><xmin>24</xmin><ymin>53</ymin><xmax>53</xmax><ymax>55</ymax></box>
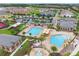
<box><xmin>26</xmin><ymin>26</ymin><xmax>43</xmax><ymax>36</ymax></box>
<box><xmin>50</xmin><ymin>34</ymin><xmax>70</xmax><ymax>48</ymax></box>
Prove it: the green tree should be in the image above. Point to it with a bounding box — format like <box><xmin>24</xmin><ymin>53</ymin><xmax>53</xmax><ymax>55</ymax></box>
<box><xmin>56</xmin><ymin>25</ymin><xmax>61</xmax><ymax>31</ymax></box>
<box><xmin>22</xmin><ymin>32</ymin><xmax>26</xmax><ymax>36</ymax></box>
<box><xmin>29</xmin><ymin>33</ymin><xmax>32</xmax><ymax>36</ymax></box>
<box><xmin>47</xmin><ymin>24</ymin><xmax>53</xmax><ymax>29</ymax></box>
<box><xmin>76</xmin><ymin>20</ymin><xmax>79</xmax><ymax>32</ymax></box>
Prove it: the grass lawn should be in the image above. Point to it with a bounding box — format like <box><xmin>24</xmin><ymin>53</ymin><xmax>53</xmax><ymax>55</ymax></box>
<box><xmin>6</xmin><ymin>20</ymin><xmax>15</xmax><ymax>26</ymax></box>
<box><xmin>0</xmin><ymin>48</ymin><xmax>11</xmax><ymax>56</ymax></box>
<box><xmin>14</xmin><ymin>39</ymin><xmax>31</xmax><ymax>56</ymax></box>
<box><xmin>75</xmin><ymin>51</ymin><xmax>79</xmax><ymax>56</ymax></box>
<box><xmin>0</xmin><ymin>24</ymin><xmax>26</xmax><ymax>35</ymax></box>
<box><xmin>0</xmin><ymin>29</ymin><xmax>17</xmax><ymax>35</ymax></box>
<box><xmin>28</xmin><ymin>8</ymin><xmax>40</xmax><ymax>15</ymax></box>
<box><xmin>52</xmin><ymin>10</ymin><xmax>58</xmax><ymax>17</ymax></box>
<box><xmin>33</xmin><ymin>19</ymin><xmax>40</xmax><ymax>23</ymax></box>
<box><xmin>64</xmin><ymin>52</ymin><xmax>71</xmax><ymax>56</ymax></box>
<box><xmin>0</xmin><ymin>29</ymin><xmax>12</xmax><ymax>34</ymax></box>
<box><xmin>17</xmin><ymin>24</ymin><xmax>26</xmax><ymax>31</ymax></box>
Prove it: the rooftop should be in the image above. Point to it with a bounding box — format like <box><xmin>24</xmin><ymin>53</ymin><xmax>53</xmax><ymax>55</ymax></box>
<box><xmin>0</xmin><ymin>8</ymin><xmax>8</xmax><ymax>15</ymax></box>
<box><xmin>58</xmin><ymin>18</ymin><xmax>77</xmax><ymax>29</ymax></box>
<box><xmin>0</xmin><ymin>22</ymin><xmax>7</xmax><ymax>28</ymax></box>
<box><xmin>60</xmin><ymin>10</ymin><xmax>74</xmax><ymax>17</ymax></box>
<box><xmin>0</xmin><ymin>34</ymin><xmax>20</xmax><ymax>47</ymax></box>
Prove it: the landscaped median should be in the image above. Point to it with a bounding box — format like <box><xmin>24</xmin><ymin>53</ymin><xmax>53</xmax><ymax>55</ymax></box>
<box><xmin>0</xmin><ymin>48</ymin><xmax>11</xmax><ymax>56</ymax></box>
<box><xmin>64</xmin><ymin>52</ymin><xmax>71</xmax><ymax>56</ymax></box>
<box><xmin>75</xmin><ymin>51</ymin><xmax>79</xmax><ymax>56</ymax></box>
<box><xmin>13</xmin><ymin>39</ymin><xmax>32</xmax><ymax>56</ymax></box>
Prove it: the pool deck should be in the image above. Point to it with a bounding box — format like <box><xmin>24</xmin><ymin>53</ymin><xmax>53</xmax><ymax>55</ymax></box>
<box><xmin>18</xmin><ymin>24</ymin><xmax>47</xmax><ymax>37</ymax></box>
<box><xmin>18</xmin><ymin>25</ymin><xmax>76</xmax><ymax>55</ymax></box>
<box><xmin>30</xmin><ymin>48</ymin><xmax>49</xmax><ymax>56</ymax></box>
<box><xmin>42</xmin><ymin>29</ymin><xmax>75</xmax><ymax>52</ymax></box>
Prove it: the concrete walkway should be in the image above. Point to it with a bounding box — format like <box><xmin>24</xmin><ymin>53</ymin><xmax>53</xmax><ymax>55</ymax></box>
<box><xmin>10</xmin><ymin>38</ymin><xmax>28</xmax><ymax>56</ymax></box>
<box><xmin>70</xmin><ymin>45</ymin><xmax>79</xmax><ymax>56</ymax></box>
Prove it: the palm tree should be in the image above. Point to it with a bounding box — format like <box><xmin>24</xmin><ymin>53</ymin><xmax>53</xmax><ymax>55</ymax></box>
<box><xmin>56</xmin><ymin>25</ymin><xmax>61</xmax><ymax>31</ymax></box>
<box><xmin>38</xmin><ymin>35</ymin><xmax>46</xmax><ymax>42</ymax></box>
<box><xmin>5</xmin><ymin>20</ymin><xmax>9</xmax><ymax>25</ymax></box>
<box><xmin>29</xmin><ymin>33</ymin><xmax>32</xmax><ymax>36</ymax></box>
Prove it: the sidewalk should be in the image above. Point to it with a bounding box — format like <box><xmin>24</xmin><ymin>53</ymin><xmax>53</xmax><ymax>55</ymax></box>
<box><xmin>10</xmin><ymin>38</ymin><xmax>28</xmax><ymax>56</ymax></box>
<box><xmin>70</xmin><ymin>45</ymin><xmax>79</xmax><ymax>56</ymax></box>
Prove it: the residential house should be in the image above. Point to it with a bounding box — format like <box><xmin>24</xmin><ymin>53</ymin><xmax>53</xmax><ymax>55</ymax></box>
<box><xmin>58</xmin><ymin>18</ymin><xmax>77</xmax><ymax>31</ymax></box>
<box><xmin>6</xmin><ymin>7</ymin><xmax>31</xmax><ymax>14</ymax></box>
<box><xmin>0</xmin><ymin>7</ymin><xmax>12</xmax><ymax>19</ymax></box>
<box><xmin>60</xmin><ymin>10</ymin><xmax>74</xmax><ymax>17</ymax></box>
<box><xmin>0</xmin><ymin>34</ymin><xmax>21</xmax><ymax>52</ymax></box>
<box><xmin>39</xmin><ymin>8</ymin><xmax>55</xmax><ymax>16</ymax></box>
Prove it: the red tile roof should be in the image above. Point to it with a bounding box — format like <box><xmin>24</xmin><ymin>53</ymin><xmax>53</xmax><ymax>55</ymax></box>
<box><xmin>0</xmin><ymin>22</ymin><xmax>6</xmax><ymax>28</ymax></box>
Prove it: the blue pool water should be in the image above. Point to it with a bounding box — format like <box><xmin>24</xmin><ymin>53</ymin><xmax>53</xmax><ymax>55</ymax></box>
<box><xmin>26</xmin><ymin>26</ymin><xmax>43</xmax><ymax>36</ymax></box>
<box><xmin>50</xmin><ymin>34</ymin><xmax>69</xmax><ymax>48</ymax></box>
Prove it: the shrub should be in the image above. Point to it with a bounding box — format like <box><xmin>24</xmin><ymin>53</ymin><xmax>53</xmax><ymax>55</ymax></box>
<box><xmin>51</xmin><ymin>46</ymin><xmax>58</xmax><ymax>52</ymax></box>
